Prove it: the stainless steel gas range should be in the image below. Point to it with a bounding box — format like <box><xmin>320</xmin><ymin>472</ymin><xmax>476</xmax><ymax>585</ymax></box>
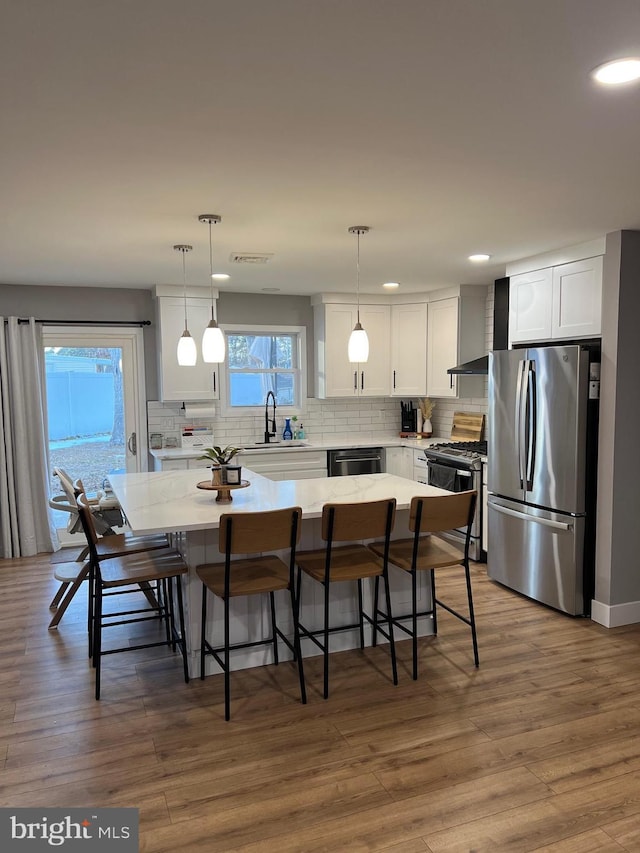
<box><xmin>417</xmin><ymin>441</ymin><xmax>487</xmax><ymax>562</ymax></box>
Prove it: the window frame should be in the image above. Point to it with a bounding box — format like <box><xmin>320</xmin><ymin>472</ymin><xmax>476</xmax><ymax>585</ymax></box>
<box><xmin>218</xmin><ymin>323</ymin><xmax>307</xmax><ymax>416</ymax></box>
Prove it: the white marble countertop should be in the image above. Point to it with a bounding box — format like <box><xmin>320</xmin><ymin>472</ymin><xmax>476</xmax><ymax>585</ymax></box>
<box><xmin>109</xmin><ymin>468</ymin><xmax>451</xmax><ymax>536</ymax></box>
<box><xmin>149</xmin><ymin>434</ymin><xmax>450</xmax><ymax>461</ymax></box>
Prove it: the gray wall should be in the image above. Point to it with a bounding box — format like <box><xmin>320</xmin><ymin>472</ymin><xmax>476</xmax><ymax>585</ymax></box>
<box><xmin>218</xmin><ymin>291</ymin><xmax>315</xmax><ymax>391</ymax></box>
<box><xmin>595</xmin><ymin>231</ymin><xmax>640</xmax><ymax>606</ymax></box>
<box><xmin>0</xmin><ymin>283</ymin><xmax>159</xmax><ymax>399</ymax></box>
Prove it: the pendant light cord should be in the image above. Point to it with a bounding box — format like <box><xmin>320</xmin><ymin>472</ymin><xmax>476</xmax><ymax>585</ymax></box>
<box><xmin>181</xmin><ymin>250</ymin><xmax>188</xmax><ymax>329</ymax></box>
<box><xmin>356</xmin><ymin>229</ymin><xmax>361</xmax><ymax>323</ymax></box>
<box><xmin>208</xmin><ymin>220</ymin><xmax>215</xmax><ymax>322</ymax></box>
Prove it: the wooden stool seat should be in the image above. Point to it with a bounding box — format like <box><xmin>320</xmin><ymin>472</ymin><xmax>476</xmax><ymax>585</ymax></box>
<box><xmin>369</xmin><ymin>534</ymin><xmax>465</xmax><ymax>572</ymax></box>
<box><xmin>197</xmin><ymin>555</ymin><xmax>290</xmax><ymax>598</ymax></box>
<box><xmin>296</xmin><ymin>544</ymin><xmax>386</xmax><ymax>583</ymax></box>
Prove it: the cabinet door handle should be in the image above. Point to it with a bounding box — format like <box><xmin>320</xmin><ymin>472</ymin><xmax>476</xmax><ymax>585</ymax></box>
<box><xmin>353</xmin><ymin>371</ymin><xmax>358</xmax><ymax>392</ymax></box>
<box><xmin>361</xmin><ymin>371</ymin><xmax>364</xmax><ymax>391</ymax></box>
<box><xmin>393</xmin><ymin>369</ymin><xmax>396</xmax><ymax>389</ymax></box>
<box><xmin>212</xmin><ymin>371</ymin><xmax>216</xmax><ymax>393</ymax></box>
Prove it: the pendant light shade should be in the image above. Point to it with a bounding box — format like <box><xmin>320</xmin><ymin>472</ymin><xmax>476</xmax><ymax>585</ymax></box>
<box><xmin>199</xmin><ymin>213</ymin><xmax>226</xmax><ymax>364</ymax></box>
<box><xmin>347</xmin><ymin>226</ymin><xmax>370</xmax><ymax>363</ymax></box>
<box><xmin>174</xmin><ymin>244</ymin><xmax>197</xmax><ymax>366</ymax></box>
<box><xmin>347</xmin><ymin>322</ymin><xmax>370</xmax><ymax>362</ymax></box>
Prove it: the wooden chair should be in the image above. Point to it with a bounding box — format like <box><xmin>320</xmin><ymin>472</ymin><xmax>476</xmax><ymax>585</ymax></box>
<box><xmin>76</xmin><ymin>493</ymin><xmax>189</xmax><ymax>699</ymax></box>
<box><xmin>196</xmin><ymin>506</ymin><xmax>305</xmax><ymax>721</ymax></box>
<box><xmin>369</xmin><ymin>491</ymin><xmax>479</xmax><ymax>680</ymax></box>
<box><xmin>295</xmin><ymin>498</ymin><xmax>397</xmax><ymax>700</ymax></box>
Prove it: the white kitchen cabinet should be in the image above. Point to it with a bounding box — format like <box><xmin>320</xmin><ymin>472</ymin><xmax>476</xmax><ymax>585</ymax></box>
<box><xmin>314</xmin><ymin>301</ymin><xmax>390</xmax><ymax>398</ymax></box>
<box><xmin>154</xmin><ymin>458</ymin><xmax>188</xmax><ymax>472</ymax></box>
<box><xmin>156</xmin><ymin>295</ymin><xmax>220</xmax><ymax>402</ymax></box>
<box><xmin>552</xmin><ymin>256</ymin><xmax>603</xmax><ymax>339</ymax></box>
<box><xmin>385</xmin><ymin>446</ymin><xmax>414</xmax><ymax>479</ymax></box>
<box><xmin>509</xmin><ymin>268</ymin><xmax>553</xmax><ymax>344</ymax></box>
<box><xmin>155</xmin><ymin>449</ymin><xmax>328</xmax><ymax>480</ymax></box>
<box><xmin>509</xmin><ymin>256</ymin><xmax>602</xmax><ymax>344</ymax></box>
<box><xmin>426</xmin><ymin>293</ymin><xmax>486</xmax><ymax>399</ymax></box>
<box><xmin>390</xmin><ymin>302</ymin><xmax>428</xmax><ymax>397</ymax></box>
<box><xmin>239</xmin><ymin>449</ymin><xmax>327</xmax><ymax>480</ymax></box>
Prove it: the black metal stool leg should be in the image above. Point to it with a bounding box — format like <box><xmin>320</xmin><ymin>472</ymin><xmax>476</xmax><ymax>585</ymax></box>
<box><xmin>270</xmin><ymin>591</ymin><xmax>279</xmax><ymax>665</ymax></box>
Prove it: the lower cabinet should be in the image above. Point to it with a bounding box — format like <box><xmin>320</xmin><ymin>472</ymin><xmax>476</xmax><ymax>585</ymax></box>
<box><xmin>156</xmin><ymin>450</ymin><xmax>328</xmax><ymax>480</ymax></box>
<box><xmin>234</xmin><ymin>449</ymin><xmax>328</xmax><ymax>481</ymax></box>
<box><xmin>385</xmin><ymin>446</ymin><xmax>414</xmax><ymax>479</ymax></box>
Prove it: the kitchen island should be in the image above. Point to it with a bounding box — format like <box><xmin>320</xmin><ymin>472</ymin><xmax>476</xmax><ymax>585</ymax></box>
<box><xmin>108</xmin><ymin>468</ymin><xmax>451</xmax><ymax>676</ymax></box>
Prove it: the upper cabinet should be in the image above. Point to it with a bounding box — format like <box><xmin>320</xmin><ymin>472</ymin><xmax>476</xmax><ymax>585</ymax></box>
<box><xmin>390</xmin><ymin>302</ymin><xmax>428</xmax><ymax>397</ymax></box>
<box><xmin>509</xmin><ymin>268</ymin><xmax>553</xmax><ymax>343</ymax></box>
<box><xmin>552</xmin><ymin>257</ymin><xmax>603</xmax><ymax>340</ymax></box>
<box><xmin>508</xmin><ymin>241</ymin><xmax>604</xmax><ymax>345</ymax></box>
<box><xmin>426</xmin><ymin>289</ymin><xmax>487</xmax><ymax>399</ymax></box>
<box><xmin>155</xmin><ymin>290</ymin><xmax>220</xmax><ymax>402</ymax></box>
<box><xmin>313</xmin><ymin>299</ymin><xmax>390</xmax><ymax>397</ymax></box>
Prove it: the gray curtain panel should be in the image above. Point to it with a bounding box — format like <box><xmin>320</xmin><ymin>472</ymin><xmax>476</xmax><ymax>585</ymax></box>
<box><xmin>0</xmin><ymin>317</ymin><xmax>58</xmax><ymax>557</ymax></box>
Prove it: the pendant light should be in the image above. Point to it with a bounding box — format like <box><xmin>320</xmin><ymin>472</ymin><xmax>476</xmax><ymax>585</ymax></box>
<box><xmin>174</xmin><ymin>244</ymin><xmax>197</xmax><ymax>366</ymax></box>
<box><xmin>347</xmin><ymin>225</ymin><xmax>370</xmax><ymax>363</ymax></box>
<box><xmin>198</xmin><ymin>214</ymin><xmax>226</xmax><ymax>363</ymax></box>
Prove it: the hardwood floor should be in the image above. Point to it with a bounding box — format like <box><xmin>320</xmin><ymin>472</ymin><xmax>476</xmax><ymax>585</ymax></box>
<box><xmin>2</xmin><ymin>554</ymin><xmax>640</xmax><ymax>852</ymax></box>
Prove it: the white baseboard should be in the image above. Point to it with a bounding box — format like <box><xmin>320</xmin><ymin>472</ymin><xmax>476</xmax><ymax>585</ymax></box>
<box><xmin>591</xmin><ymin>598</ymin><xmax>640</xmax><ymax>627</ymax></box>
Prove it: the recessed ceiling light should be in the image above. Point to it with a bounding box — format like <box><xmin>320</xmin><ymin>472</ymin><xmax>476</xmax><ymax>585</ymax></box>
<box><xmin>211</xmin><ymin>272</ymin><xmax>230</xmax><ymax>280</ymax></box>
<box><xmin>468</xmin><ymin>253</ymin><xmax>491</xmax><ymax>262</ymax></box>
<box><xmin>261</xmin><ymin>287</ymin><xmax>280</xmax><ymax>292</ymax></box>
<box><xmin>592</xmin><ymin>58</ymin><xmax>640</xmax><ymax>85</ymax></box>
<box><xmin>382</xmin><ymin>281</ymin><xmax>400</xmax><ymax>289</ymax></box>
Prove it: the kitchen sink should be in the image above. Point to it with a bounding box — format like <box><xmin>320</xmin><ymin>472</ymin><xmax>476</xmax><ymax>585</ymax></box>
<box><xmin>240</xmin><ymin>441</ymin><xmax>309</xmax><ymax>450</ymax></box>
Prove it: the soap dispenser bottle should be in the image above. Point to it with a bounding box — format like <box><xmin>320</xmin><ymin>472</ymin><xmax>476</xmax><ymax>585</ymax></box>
<box><xmin>297</xmin><ymin>423</ymin><xmax>305</xmax><ymax>439</ymax></box>
<box><xmin>282</xmin><ymin>417</ymin><xmax>293</xmax><ymax>440</ymax></box>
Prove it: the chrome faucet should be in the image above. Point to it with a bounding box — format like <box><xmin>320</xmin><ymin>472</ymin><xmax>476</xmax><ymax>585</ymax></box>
<box><xmin>264</xmin><ymin>391</ymin><xmax>277</xmax><ymax>443</ymax></box>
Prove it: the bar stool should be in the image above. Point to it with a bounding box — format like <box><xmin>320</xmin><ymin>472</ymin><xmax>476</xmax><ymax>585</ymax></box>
<box><xmin>295</xmin><ymin>498</ymin><xmax>397</xmax><ymax>700</ymax></box>
<box><xmin>76</xmin><ymin>494</ymin><xmax>189</xmax><ymax>699</ymax></box>
<box><xmin>196</xmin><ymin>506</ymin><xmax>305</xmax><ymax>721</ymax></box>
<box><xmin>369</xmin><ymin>490</ymin><xmax>478</xmax><ymax>680</ymax></box>
<box><xmin>47</xmin><ymin>471</ymin><xmax>169</xmax><ymax>629</ymax></box>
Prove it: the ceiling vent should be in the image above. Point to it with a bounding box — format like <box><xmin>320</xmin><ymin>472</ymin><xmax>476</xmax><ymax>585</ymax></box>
<box><xmin>229</xmin><ymin>252</ymin><xmax>274</xmax><ymax>264</ymax></box>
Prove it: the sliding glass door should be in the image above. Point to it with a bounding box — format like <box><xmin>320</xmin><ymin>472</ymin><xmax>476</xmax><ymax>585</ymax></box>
<box><xmin>43</xmin><ymin>326</ymin><xmax>147</xmax><ymax>540</ymax></box>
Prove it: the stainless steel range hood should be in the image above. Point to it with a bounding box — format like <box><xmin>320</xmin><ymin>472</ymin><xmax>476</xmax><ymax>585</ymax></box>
<box><xmin>447</xmin><ymin>277</ymin><xmax>509</xmax><ymax>377</ymax></box>
<box><xmin>447</xmin><ymin>355</ymin><xmax>488</xmax><ymax>375</ymax></box>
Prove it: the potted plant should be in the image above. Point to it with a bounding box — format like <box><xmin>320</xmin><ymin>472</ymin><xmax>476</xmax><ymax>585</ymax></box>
<box><xmin>198</xmin><ymin>445</ymin><xmax>241</xmax><ymax>485</ymax></box>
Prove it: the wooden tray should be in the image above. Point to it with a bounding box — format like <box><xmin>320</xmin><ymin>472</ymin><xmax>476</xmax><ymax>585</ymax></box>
<box><xmin>197</xmin><ymin>479</ymin><xmax>250</xmax><ymax>503</ymax></box>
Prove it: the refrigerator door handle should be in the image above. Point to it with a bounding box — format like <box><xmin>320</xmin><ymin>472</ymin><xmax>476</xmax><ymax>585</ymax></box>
<box><xmin>525</xmin><ymin>361</ymin><xmax>537</xmax><ymax>491</ymax></box>
<box><xmin>491</xmin><ymin>502</ymin><xmax>573</xmax><ymax>532</ymax></box>
<box><xmin>515</xmin><ymin>359</ymin><xmax>528</xmax><ymax>489</ymax></box>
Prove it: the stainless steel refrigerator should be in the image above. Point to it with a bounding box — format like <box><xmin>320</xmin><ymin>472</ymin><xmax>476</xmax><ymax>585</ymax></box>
<box><xmin>487</xmin><ymin>345</ymin><xmax>598</xmax><ymax>616</ymax></box>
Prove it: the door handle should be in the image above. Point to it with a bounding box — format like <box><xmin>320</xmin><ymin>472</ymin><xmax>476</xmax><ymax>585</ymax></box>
<box><xmin>354</xmin><ymin>371</ymin><xmax>358</xmax><ymax>392</ymax></box>
<box><xmin>491</xmin><ymin>503</ymin><xmax>573</xmax><ymax>532</ymax></box>
<box><xmin>515</xmin><ymin>360</ymin><xmax>528</xmax><ymax>488</ymax></box>
<box><xmin>361</xmin><ymin>371</ymin><xmax>364</xmax><ymax>391</ymax></box>
<box><xmin>127</xmin><ymin>432</ymin><xmax>137</xmax><ymax>455</ymax></box>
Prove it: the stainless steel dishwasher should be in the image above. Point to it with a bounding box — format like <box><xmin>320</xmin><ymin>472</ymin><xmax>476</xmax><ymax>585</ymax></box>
<box><xmin>327</xmin><ymin>447</ymin><xmax>385</xmax><ymax>476</ymax></box>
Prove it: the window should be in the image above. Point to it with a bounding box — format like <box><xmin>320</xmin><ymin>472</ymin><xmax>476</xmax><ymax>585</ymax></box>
<box><xmin>222</xmin><ymin>325</ymin><xmax>306</xmax><ymax>411</ymax></box>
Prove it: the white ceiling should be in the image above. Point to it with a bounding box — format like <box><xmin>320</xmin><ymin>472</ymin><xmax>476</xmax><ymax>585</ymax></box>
<box><xmin>2</xmin><ymin>0</ymin><xmax>640</xmax><ymax>296</ymax></box>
